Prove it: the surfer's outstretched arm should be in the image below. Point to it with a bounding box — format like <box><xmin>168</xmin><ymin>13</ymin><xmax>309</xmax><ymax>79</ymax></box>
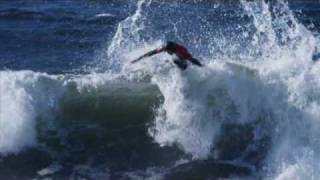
<box><xmin>131</xmin><ymin>47</ymin><xmax>166</xmax><ymax>64</ymax></box>
<box><xmin>188</xmin><ymin>58</ymin><xmax>203</xmax><ymax>67</ymax></box>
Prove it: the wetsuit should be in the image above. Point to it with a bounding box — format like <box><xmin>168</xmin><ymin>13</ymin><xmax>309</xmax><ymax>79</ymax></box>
<box><xmin>166</xmin><ymin>42</ymin><xmax>192</xmax><ymax>70</ymax></box>
<box><xmin>164</xmin><ymin>41</ymin><xmax>203</xmax><ymax>70</ymax></box>
<box><xmin>131</xmin><ymin>41</ymin><xmax>203</xmax><ymax>70</ymax></box>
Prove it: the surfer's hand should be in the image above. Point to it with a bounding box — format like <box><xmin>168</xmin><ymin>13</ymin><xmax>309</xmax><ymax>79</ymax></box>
<box><xmin>131</xmin><ymin>58</ymin><xmax>139</xmax><ymax>64</ymax></box>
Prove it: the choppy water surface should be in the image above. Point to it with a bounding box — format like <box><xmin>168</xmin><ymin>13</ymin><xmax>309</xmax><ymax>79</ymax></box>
<box><xmin>1</xmin><ymin>0</ymin><xmax>320</xmax><ymax>179</ymax></box>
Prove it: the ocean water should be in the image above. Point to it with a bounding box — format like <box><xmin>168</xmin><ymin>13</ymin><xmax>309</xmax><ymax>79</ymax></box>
<box><xmin>1</xmin><ymin>0</ymin><xmax>320</xmax><ymax>179</ymax></box>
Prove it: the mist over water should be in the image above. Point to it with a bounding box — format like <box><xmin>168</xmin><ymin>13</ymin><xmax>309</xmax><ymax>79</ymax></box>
<box><xmin>1</xmin><ymin>0</ymin><xmax>320</xmax><ymax>179</ymax></box>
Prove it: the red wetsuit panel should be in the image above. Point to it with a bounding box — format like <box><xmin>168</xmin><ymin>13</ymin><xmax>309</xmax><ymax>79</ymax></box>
<box><xmin>174</xmin><ymin>44</ymin><xmax>192</xmax><ymax>59</ymax></box>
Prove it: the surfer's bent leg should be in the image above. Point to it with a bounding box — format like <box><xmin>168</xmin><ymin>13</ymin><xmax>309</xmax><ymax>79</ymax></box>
<box><xmin>173</xmin><ymin>59</ymin><xmax>188</xmax><ymax>70</ymax></box>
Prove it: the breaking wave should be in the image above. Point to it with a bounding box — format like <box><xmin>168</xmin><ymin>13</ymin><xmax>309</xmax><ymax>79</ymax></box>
<box><xmin>1</xmin><ymin>0</ymin><xmax>320</xmax><ymax>179</ymax></box>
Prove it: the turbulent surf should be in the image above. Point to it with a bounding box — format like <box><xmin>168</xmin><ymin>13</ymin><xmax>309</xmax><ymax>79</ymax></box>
<box><xmin>1</xmin><ymin>0</ymin><xmax>320</xmax><ymax>179</ymax></box>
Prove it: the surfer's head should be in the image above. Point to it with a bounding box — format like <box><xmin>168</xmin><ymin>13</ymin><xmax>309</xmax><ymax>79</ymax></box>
<box><xmin>166</xmin><ymin>41</ymin><xmax>176</xmax><ymax>54</ymax></box>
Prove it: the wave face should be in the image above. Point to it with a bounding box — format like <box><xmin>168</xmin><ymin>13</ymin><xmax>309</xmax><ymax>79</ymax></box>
<box><xmin>1</xmin><ymin>0</ymin><xmax>320</xmax><ymax>179</ymax></box>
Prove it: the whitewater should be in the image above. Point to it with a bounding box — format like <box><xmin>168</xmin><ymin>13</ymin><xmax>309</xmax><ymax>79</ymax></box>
<box><xmin>1</xmin><ymin>0</ymin><xmax>320</xmax><ymax>179</ymax></box>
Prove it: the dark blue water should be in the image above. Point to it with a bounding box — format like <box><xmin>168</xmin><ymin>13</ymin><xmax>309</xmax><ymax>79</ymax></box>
<box><xmin>1</xmin><ymin>0</ymin><xmax>320</xmax><ymax>179</ymax></box>
<box><xmin>0</xmin><ymin>0</ymin><xmax>135</xmax><ymax>73</ymax></box>
<box><xmin>2</xmin><ymin>0</ymin><xmax>319</xmax><ymax>73</ymax></box>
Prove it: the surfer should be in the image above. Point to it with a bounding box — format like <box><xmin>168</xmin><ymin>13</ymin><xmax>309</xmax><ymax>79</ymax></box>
<box><xmin>131</xmin><ymin>41</ymin><xmax>203</xmax><ymax>70</ymax></box>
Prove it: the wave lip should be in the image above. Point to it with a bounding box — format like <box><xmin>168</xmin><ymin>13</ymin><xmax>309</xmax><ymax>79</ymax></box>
<box><xmin>0</xmin><ymin>70</ymin><xmax>159</xmax><ymax>155</ymax></box>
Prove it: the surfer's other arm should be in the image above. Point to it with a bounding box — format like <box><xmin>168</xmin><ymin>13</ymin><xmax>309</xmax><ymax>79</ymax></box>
<box><xmin>188</xmin><ymin>57</ymin><xmax>203</xmax><ymax>67</ymax></box>
<box><xmin>131</xmin><ymin>47</ymin><xmax>165</xmax><ymax>64</ymax></box>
